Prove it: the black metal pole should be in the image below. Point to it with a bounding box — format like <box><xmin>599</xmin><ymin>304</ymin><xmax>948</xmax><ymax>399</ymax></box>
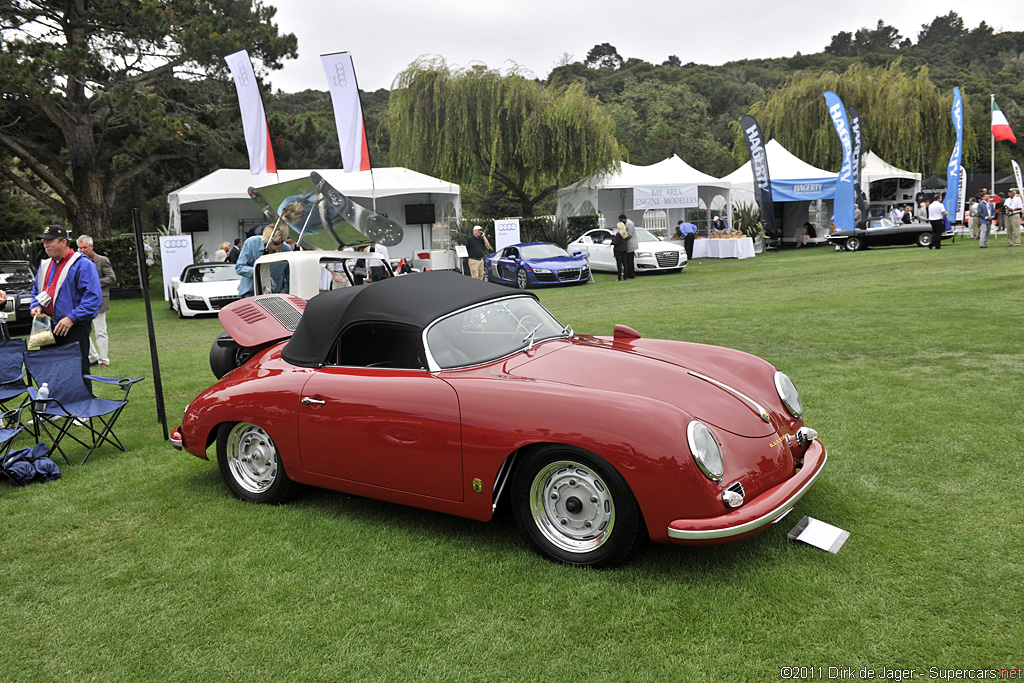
<box><xmin>132</xmin><ymin>208</ymin><xmax>168</xmax><ymax>440</ymax></box>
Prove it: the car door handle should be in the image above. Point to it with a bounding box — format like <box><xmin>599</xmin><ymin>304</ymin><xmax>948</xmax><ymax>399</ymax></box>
<box><xmin>301</xmin><ymin>396</ymin><xmax>326</xmax><ymax>405</ymax></box>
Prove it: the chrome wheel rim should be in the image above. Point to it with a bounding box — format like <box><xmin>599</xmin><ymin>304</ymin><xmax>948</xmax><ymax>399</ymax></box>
<box><xmin>226</xmin><ymin>422</ymin><xmax>279</xmax><ymax>494</ymax></box>
<box><xmin>517</xmin><ymin>270</ymin><xmax>528</xmax><ymax>289</ymax></box>
<box><xmin>529</xmin><ymin>460</ymin><xmax>615</xmax><ymax>553</ymax></box>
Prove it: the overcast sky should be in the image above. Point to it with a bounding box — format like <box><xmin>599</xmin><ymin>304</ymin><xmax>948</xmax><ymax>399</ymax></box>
<box><xmin>262</xmin><ymin>1</ymin><xmax>1024</xmax><ymax>93</ymax></box>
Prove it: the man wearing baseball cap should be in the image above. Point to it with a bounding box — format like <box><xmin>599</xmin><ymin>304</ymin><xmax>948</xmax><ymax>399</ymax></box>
<box><xmin>235</xmin><ymin>223</ymin><xmax>292</xmax><ymax>297</ymax></box>
<box><xmin>30</xmin><ymin>225</ymin><xmax>102</xmax><ymax>379</ymax></box>
<box><xmin>465</xmin><ymin>225</ymin><xmax>492</xmax><ymax>280</ymax></box>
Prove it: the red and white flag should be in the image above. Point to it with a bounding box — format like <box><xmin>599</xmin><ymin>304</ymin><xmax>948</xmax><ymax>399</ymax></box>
<box><xmin>225</xmin><ymin>49</ymin><xmax>277</xmax><ymax>175</ymax></box>
<box><xmin>992</xmin><ymin>100</ymin><xmax>1016</xmax><ymax>143</ymax></box>
<box><xmin>321</xmin><ymin>52</ymin><xmax>371</xmax><ymax>173</ymax></box>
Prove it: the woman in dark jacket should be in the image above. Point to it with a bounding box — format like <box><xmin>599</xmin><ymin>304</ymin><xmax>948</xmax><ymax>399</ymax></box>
<box><xmin>612</xmin><ymin>221</ymin><xmax>630</xmax><ymax>281</ymax></box>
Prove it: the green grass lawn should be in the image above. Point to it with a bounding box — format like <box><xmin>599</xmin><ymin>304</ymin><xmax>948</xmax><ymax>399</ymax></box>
<box><xmin>2</xmin><ymin>238</ymin><xmax>1022</xmax><ymax>681</ymax></box>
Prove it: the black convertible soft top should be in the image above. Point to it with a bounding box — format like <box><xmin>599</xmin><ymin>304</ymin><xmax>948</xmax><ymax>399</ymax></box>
<box><xmin>282</xmin><ymin>270</ymin><xmax>536</xmax><ymax>367</ymax></box>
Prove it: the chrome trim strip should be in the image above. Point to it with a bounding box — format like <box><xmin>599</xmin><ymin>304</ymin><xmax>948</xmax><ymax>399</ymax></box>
<box><xmin>667</xmin><ymin>449</ymin><xmax>827</xmax><ymax>541</ymax></box>
<box><xmin>688</xmin><ymin>371</ymin><xmax>770</xmax><ymax>423</ymax></box>
<box><xmin>491</xmin><ymin>450</ymin><xmax>518</xmax><ymax>513</ymax></box>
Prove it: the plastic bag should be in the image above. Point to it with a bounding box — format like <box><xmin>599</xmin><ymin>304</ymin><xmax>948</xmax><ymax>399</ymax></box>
<box><xmin>28</xmin><ymin>314</ymin><xmax>55</xmax><ymax>350</ymax></box>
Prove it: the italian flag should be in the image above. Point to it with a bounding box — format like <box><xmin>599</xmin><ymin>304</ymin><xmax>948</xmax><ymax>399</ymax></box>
<box><xmin>993</xmin><ymin>100</ymin><xmax>1016</xmax><ymax>143</ymax></box>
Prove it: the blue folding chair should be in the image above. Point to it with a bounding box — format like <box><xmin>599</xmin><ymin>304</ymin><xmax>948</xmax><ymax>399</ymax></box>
<box><xmin>0</xmin><ymin>338</ymin><xmax>29</xmax><ymax>411</ymax></box>
<box><xmin>0</xmin><ymin>403</ymin><xmax>24</xmax><ymax>461</ymax></box>
<box><xmin>25</xmin><ymin>344</ymin><xmax>144</xmax><ymax>465</ymax></box>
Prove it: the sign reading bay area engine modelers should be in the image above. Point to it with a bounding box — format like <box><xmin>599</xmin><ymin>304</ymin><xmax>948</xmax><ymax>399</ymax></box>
<box><xmin>633</xmin><ymin>184</ymin><xmax>699</xmax><ymax>210</ymax></box>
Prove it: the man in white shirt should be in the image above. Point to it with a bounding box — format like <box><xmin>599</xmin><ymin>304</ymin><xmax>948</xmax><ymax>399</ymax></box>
<box><xmin>926</xmin><ymin>194</ymin><xmax>947</xmax><ymax>250</ymax></box>
<box><xmin>1003</xmin><ymin>188</ymin><xmax>1023</xmax><ymax>247</ymax></box>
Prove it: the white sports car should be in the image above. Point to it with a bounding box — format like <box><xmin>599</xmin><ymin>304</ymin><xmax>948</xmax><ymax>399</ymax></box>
<box><xmin>170</xmin><ymin>263</ymin><xmax>242</xmax><ymax>318</ymax></box>
<box><xmin>569</xmin><ymin>228</ymin><xmax>687</xmax><ymax>274</ymax></box>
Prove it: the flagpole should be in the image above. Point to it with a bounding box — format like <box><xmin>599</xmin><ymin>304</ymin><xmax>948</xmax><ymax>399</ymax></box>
<box><xmin>992</xmin><ymin>93</ymin><xmax>995</xmax><ymax>192</ymax></box>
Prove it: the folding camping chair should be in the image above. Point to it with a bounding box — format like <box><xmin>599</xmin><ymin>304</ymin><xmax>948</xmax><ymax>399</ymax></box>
<box><xmin>0</xmin><ymin>338</ymin><xmax>29</xmax><ymax>411</ymax></box>
<box><xmin>25</xmin><ymin>344</ymin><xmax>144</xmax><ymax>465</ymax></box>
<box><xmin>0</xmin><ymin>403</ymin><xmax>25</xmax><ymax>461</ymax></box>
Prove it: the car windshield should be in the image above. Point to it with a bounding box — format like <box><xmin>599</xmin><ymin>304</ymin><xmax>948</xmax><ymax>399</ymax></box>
<box><xmin>867</xmin><ymin>218</ymin><xmax>897</xmax><ymax>229</ymax></box>
<box><xmin>425</xmin><ymin>296</ymin><xmax>569</xmax><ymax>369</ymax></box>
<box><xmin>636</xmin><ymin>229</ymin><xmax>661</xmax><ymax>242</ymax></box>
<box><xmin>520</xmin><ymin>244</ymin><xmax>569</xmax><ymax>260</ymax></box>
<box><xmin>0</xmin><ymin>264</ymin><xmax>32</xmax><ymax>286</ymax></box>
<box><xmin>185</xmin><ymin>266</ymin><xmax>240</xmax><ymax>283</ymax></box>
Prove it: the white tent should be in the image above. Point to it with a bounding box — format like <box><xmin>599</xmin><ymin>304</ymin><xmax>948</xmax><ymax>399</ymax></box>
<box><xmin>861</xmin><ymin>150</ymin><xmax>921</xmax><ymax>217</ymax></box>
<box><xmin>556</xmin><ymin>155</ymin><xmax>731</xmax><ymax>233</ymax></box>
<box><xmin>167</xmin><ymin>167</ymin><xmax>461</xmax><ymax>260</ymax></box>
<box><xmin>723</xmin><ymin>139</ymin><xmax>837</xmax><ymax>242</ymax></box>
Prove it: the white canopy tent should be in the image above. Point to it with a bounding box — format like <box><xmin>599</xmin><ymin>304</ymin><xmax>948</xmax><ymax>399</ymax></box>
<box><xmin>723</xmin><ymin>139</ymin><xmax>837</xmax><ymax>243</ymax></box>
<box><xmin>167</xmin><ymin>167</ymin><xmax>461</xmax><ymax>260</ymax></box>
<box><xmin>861</xmin><ymin>150</ymin><xmax>921</xmax><ymax>218</ymax></box>
<box><xmin>556</xmin><ymin>155</ymin><xmax>732</xmax><ymax>234</ymax></box>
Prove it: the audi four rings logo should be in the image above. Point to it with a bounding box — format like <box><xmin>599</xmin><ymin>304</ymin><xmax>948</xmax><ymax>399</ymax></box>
<box><xmin>163</xmin><ymin>239</ymin><xmax>190</xmax><ymax>248</ymax></box>
<box><xmin>236</xmin><ymin>60</ymin><xmax>250</xmax><ymax>87</ymax></box>
<box><xmin>333</xmin><ymin>63</ymin><xmax>348</xmax><ymax>87</ymax></box>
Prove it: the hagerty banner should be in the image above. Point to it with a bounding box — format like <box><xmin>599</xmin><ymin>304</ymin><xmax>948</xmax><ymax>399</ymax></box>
<box><xmin>824</xmin><ymin>91</ymin><xmax>855</xmax><ymax>233</ymax></box>
<box><xmin>739</xmin><ymin>115</ymin><xmax>777</xmax><ymax>237</ymax></box>
<box><xmin>944</xmin><ymin>87</ymin><xmax>964</xmax><ymax>220</ymax></box>
<box><xmin>632</xmin><ymin>184</ymin><xmax>698</xmax><ymax>210</ymax></box>
<box><xmin>848</xmin><ymin>104</ymin><xmax>866</xmax><ymax>219</ymax></box>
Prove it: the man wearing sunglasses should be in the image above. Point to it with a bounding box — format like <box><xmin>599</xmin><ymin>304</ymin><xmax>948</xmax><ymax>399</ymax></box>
<box><xmin>235</xmin><ymin>224</ymin><xmax>292</xmax><ymax>298</ymax></box>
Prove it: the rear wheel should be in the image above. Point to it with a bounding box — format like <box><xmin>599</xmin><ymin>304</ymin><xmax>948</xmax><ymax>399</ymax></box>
<box><xmin>216</xmin><ymin>422</ymin><xmax>300</xmax><ymax>504</ymax></box>
<box><xmin>917</xmin><ymin>232</ymin><xmax>932</xmax><ymax>247</ymax></box>
<box><xmin>845</xmin><ymin>237</ymin><xmax>862</xmax><ymax>251</ymax></box>
<box><xmin>511</xmin><ymin>445</ymin><xmax>645</xmax><ymax>568</ymax></box>
<box><xmin>209</xmin><ymin>332</ymin><xmax>255</xmax><ymax>379</ymax></box>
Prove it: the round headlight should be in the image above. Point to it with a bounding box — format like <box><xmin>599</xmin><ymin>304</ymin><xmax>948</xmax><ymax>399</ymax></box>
<box><xmin>774</xmin><ymin>372</ymin><xmax>802</xmax><ymax>418</ymax></box>
<box><xmin>687</xmin><ymin>421</ymin><xmax>724</xmax><ymax>481</ymax></box>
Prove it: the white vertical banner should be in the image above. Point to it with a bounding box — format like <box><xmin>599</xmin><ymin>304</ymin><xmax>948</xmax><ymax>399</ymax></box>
<box><xmin>159</xmin><ymin>234</ymin><xmax>194</xmax><ymax>302</ymax></box>
<box><xmin>494</xmin><ymin>218</ymin><xmax>521</xmax><ymax>252</ymax></box>
<box><xmin>224</xmin><ymin>50</ymin><xmax>276</xmax><ymax>175</ymax></box>
<box><xmin>321</xmin><ymin>52</ymin><xmax>371</xmax><ymax>173</ymax></box>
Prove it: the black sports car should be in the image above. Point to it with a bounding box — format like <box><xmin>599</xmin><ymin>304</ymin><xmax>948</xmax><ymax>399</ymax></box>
<box><xmin>0</xmin><ymin>260</ymin><xmax>36</xmax><ymax>332</ymax></box>
<box><xmin>826</xmin><ymin>217</ymin><xmax>953</xmax><ymax>251</ymax></box>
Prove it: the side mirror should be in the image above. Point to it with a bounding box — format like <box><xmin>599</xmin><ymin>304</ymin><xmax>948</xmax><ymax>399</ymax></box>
<box><xmin>572</xmin><ymin>250</ymin><xmax>582</xmax><ymax>257</ymax></box>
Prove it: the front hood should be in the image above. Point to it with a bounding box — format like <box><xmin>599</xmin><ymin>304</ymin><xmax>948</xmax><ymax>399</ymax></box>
<box><xmin>528</xmin><ymin>255</ymin><xmax>588</xmax><ymax>269</ymax></box>
<box><xmin>179</xmin><ymin>280</ymin><xmax>242</xmax><ymax>297</ymax></box>
<box><xmin>507</xmin><ymin>340</ymin><xmax>776</xmax><ymax>437</ymax></box>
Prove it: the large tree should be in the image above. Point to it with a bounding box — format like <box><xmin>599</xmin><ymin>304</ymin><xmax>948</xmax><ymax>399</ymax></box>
<box><xmin>0</xmin><ymin>1</ymin><xmax>296</xmax><ymax>238</ymax></box>
<box><xmin>389</xmin><ymin>58</ymin><xmax>621</xmax><ymax>217</ymax></box>
<box><xmin>734</xmin><ymin>61</ymin><xmax>972</xmax><ymax>177</ymax></box>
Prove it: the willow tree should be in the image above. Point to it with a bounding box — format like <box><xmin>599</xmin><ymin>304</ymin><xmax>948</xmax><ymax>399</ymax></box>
<box><xmin>388</xmin><ymin>58</ymin><xmax>621</xmax><ymax>217</ymax></box>
<box><xmin>0</xmin><ymin>1</ymin><xmax>296</xmax><ymax>238</ymax></box>
<box><xmin>732</xmin><ymin>61</ymin><xmax>974</xmax><ymax>177</ymax></box>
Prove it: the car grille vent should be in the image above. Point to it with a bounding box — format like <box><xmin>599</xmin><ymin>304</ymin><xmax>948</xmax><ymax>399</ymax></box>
<box><xmin>656</xmin><ymin>252</ymin><xmax>680</xmax><ymax>268</ymax></box>
<box><xmin>557</xmin><ymin>268</ymin><xmax>582</xmax><ymax>281</ymax></box>
<box><xmin>254</xmin><ymin>296</ymin><xmax>305</xmax><ymax>330</ymax></box>
<box><xmin>209</xmin><ymin>296</ymin><xmax>237</xmax><ymax>310</ymax></box>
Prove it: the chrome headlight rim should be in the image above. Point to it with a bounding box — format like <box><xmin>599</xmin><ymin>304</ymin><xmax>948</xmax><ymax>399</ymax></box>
<box><xmin>687</xmin><ymin>420</ymin><xmax>724</xmax><ymax>481</ymax></box>
<box><xmin>774</xmin><ymin>371</ymin><xmax>802</xmax><ymax>418</ymax></box>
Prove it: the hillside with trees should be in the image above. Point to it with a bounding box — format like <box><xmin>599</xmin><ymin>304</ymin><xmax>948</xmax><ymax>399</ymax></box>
<box><xmin>2</xmin><ymin>8</ymin><xmax>1022</xmax><ymax>238</ymax></box>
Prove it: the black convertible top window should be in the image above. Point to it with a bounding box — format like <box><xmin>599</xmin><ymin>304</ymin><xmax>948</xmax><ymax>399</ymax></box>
<box><xmin>282</xmin><ymin>271</ymin><xmax>535</xmax><ymax>367</ymax></box>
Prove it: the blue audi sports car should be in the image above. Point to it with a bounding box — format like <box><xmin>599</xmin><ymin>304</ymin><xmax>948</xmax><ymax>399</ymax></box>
<box><xmin>484</xmin><ymin>242</ymin><xmax>591</xmax><ymax>289</ymax></box>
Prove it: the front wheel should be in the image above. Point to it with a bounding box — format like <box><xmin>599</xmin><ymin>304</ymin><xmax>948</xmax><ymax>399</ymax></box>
<box><xmin>216</xmin><ymin>422</ymin><xmax>300</xmax><ymax>504</ymax></box>
<box><xmin>516</xmin><ymin>268</ymin><xmax>530</xmax><ymax>289</ymax></box>
<box><xmin>916</xmin><ymin>232</ymin><xmax>932</xmax><ymax>247</ymax></box>
<box><xmin>845</xmin><ymin>236</ymin><xmax>862</xmax><ymax>251</ymax></box>
<box><xmin>511</xmin><ymin>445</ymin><xmax>645</xmax><ymax>568</ymax></box>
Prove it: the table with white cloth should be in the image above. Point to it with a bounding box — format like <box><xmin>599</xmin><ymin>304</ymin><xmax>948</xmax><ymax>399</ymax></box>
<box><xmin>691</xmin><ymin>237</ymin><xmax>756</xmax><ymax>259</ymax></box>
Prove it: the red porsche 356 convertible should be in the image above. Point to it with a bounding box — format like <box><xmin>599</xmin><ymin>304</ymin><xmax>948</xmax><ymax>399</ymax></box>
<box><xmin>173</xmin><ymin>271</ymin><xmax>826</xmax><ymax>567</ymax></box>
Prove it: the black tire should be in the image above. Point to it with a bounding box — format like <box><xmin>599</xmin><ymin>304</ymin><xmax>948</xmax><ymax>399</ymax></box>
<box><xmin>209</xmin><ymin>332</ymin><xmax>255</xmax><ymax>379</ymax></box>
<box><xmin>845</xmin><ymin>236</ymin><xmax>862</xmax><ymax>251</ymax></box>
<box><xmin>511</xmin><ymin>445</ymin><xmax>645</xmax><ymax>568</ymax></box>
<box><xmin>216</xmin><ymin>422</ymin><xmax>300</xmax><ymax>504</ymax></box>
<box><xmin>916</xmin><ymin>232</ymin><xmax>932</xmax><ymax>247</ymax></box>
<box><xmin>176</xmin><ymin>297</ymin><xmax>184</xmax><ymax>319</ymax></box>
<box><xmin>516</xmin><ymin>268</ymin><xmax>529</xmax><ymax>290</ymax></box>
<box><xmin>169</xmin><ymin>288</ymin><xmax>175</xmax><ymax>310</ymax></box>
